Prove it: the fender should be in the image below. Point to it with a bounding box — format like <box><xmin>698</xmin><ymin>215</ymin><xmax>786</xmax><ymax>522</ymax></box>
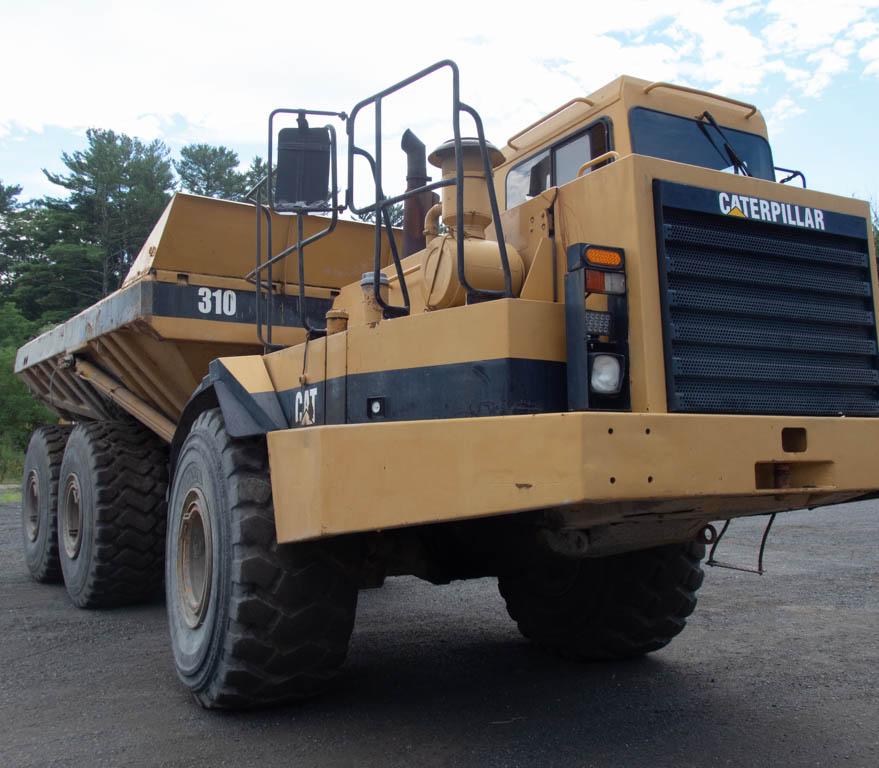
<box><xmin>170</xmin><ymin>356</ymin><xmax>288</xmax><ymax>481</ymax></box>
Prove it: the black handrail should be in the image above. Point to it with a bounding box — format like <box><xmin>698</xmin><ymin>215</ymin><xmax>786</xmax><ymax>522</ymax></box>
<box><xmin>775</xmin><ymin>166</ymin><xmax>807</xmax><ymax>188</ymax></box>
<box><xmin>350</xmin><ymin>147</ymin><xmax>412</xmax><ymax>316</ymax></box>
<box><xmin>249</xmin><ymin>110</ymin><xmax>345</xmax><ymax>345</ymax></box>
<box><xmin>346</xmin><ymin>59</ymin><xmax>513</xmax><ymax>309</ymax></box>
<box><xmin>251</xmin><ymin>60</ymin><xmax>512</xmax><ymax>343</ymax></box>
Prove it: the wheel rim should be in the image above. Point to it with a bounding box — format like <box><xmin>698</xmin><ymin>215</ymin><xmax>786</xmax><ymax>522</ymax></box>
<box><xmin>177</xmin><ymin>487</ymin><xmax>213</xmax><ymax>630</ymax></box>
<box><xmin>61</xmin><ymin>473</ymin><xmax>83</xmax><ymax>560</ymax></box>
<box><xmin>23</xmin><ymin>470</ymin><xmax>40</xmax><ymax>542</ymax></box>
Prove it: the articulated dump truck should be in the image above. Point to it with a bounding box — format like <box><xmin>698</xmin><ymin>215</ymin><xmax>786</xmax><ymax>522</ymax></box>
<box><xmin>14</xmin><ymin>61</ymin><xmax>879</xmax><ymax>709</ymax></box>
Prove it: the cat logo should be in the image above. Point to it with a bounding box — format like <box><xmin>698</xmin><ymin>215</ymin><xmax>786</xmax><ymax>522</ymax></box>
<box><xmin>718</xmin><ymin>191</ymin><xmax>825</xmax><ymax>230</ymax></box>
<box><xmin>294</xmin><ymin>386</ymin><xmax>318</xmax><ymax>426</ymax></box>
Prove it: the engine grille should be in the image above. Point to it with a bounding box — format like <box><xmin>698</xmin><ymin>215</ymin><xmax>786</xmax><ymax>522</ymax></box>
<box><xmin>654</xmin><ymin>180</ymin><xmax>879</xmax><ymax>416</ymax></box>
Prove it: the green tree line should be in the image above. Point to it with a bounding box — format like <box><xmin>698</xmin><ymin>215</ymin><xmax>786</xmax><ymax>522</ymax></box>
<box><xmin>0</xmin><ymin>130</ymin><xmax>266</xmax><ymax>478</ymax></box>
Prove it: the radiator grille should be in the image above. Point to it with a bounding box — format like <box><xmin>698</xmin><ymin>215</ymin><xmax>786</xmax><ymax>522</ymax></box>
<box><xmin>654</xmin><ymin>182</ymin><xmax>879</xmax><ymax>416</ymax></box>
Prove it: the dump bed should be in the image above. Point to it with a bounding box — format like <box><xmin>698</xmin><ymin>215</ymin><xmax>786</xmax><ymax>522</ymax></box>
<box><xmin>14</xmin><ymin>193</ymin><xmax>394</xmax><ymax>440</ymax></box>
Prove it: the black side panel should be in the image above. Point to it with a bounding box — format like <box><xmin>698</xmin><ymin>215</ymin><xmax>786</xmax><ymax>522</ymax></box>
<box><xmin>274</xmin><ymin>357</ymin><xmax>566</xmax><ymax>428</ymax></box>
<box><xmin>565</xmin><ymin>265</ymin><xmax>588</xmax><ymax>411</ymax></box>
<box><xmin>326</xmin><ymin>377</ymin><xmax>347</xmax><ymax>425</ymax></box>
<box><xmin>16</xmin><ymin>281</ymin><xmax>334</xmax><ymax>374</ymax></box>
<box><xmin>344</xmin><ymin>358</ymin><xmax>566</xmax><ymax>424</ymax></box>
<box><xmin>151</xmin><ymin>282</ymin><xmax>332</xmax><ymax>330</ymax></box>
<box><xmin>654</xmin><ymin>180</ymin><xmax>879</xmax><ymax>416</ymax></box>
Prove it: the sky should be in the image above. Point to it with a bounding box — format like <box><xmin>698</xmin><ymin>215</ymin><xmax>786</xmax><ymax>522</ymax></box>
<box><xmin>1</xmin><ymin>0</ymin><xmax>878</xmax><ymax>209</ymax></box>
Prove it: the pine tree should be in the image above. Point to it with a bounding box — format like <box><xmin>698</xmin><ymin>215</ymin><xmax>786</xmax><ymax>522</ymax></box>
<box><xmin>175</xmin><ymin>143</ymin><xmax>246</xmax><ymax>200</ymax></box>
<box><xmin>241</xmin><ymin>156</ymin><xmax>268</xmax><ymax>199</ymax></box>
<box><xmin>43</xmin><ymin>129</ymin><xmax>174</xmax><ymax>293</ymax></box>
<box><xmin>0</xmin><ymin>180</ymin><xmax>22</xmax><ymax>215</ymax></box>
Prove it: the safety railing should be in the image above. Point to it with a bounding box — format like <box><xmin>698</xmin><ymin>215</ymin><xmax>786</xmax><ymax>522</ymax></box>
<box><xmin>346</xmin><ymin>59</ymin><xmax>513</xmax><ymax>314</ymax></box>
<box><xmin>506</xmin><ymin>97</ymin><xmax>595</xmax><ymax>151</ymax></box>
<box><xmin>245</xmin><ymin>109</ymin><xmax>345</xmax><ymax>347</ymax></box>
<box><xmin>577</xmin><ymin>150</ymin><xmax>620</xmax><ymax>177</ymax></box>
<box><xmin>246</xmin><ymin>60</ymin><xmax>513</xmax><ymax>347</ymax></box>
<box><xmin>643</xmin><ymin>82</ymin><xmax>758</xmax><ymax>119</ymax></box>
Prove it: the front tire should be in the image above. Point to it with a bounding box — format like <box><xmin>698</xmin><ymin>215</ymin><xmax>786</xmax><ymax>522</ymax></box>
<box><xmin>166</xmin><ymin>409</ymin><xmax>361</xmax><ymax>710</ymax></box>
<box><xmin>499</xmin><ymin>541</ymin><xmax>705</xmax><ymax>661</ymax></box>
<box><xmin>21</xmin><ymin>425</ymin><xmax>71</xmax><ymax>583</ymax></box>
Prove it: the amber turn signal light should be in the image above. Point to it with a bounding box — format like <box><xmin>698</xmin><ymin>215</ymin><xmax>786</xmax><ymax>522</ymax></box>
<box><xmin>585</xmin><ymin>247</ymin><xmax>623</xmax><ymax>269</ymax></box>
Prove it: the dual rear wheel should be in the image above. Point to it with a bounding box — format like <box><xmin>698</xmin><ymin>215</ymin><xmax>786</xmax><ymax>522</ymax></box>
<box><xmin>20</xmin><ymin>411</ymin><xmax>364</xmax><ymax>710</ymax></box>
<box><xmin>21</xmin><ymin>420</ymin><xmax>168</xmax><ymax>607</ymax></box>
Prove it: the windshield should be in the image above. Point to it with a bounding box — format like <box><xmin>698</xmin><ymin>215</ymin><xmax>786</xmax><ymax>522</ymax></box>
<box><xmin>629</xmin><ymin>107</ymin><xmax>774</xmax><ymax>180</ymax></box>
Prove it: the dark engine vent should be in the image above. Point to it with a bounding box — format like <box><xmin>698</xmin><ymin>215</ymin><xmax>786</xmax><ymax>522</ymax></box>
<box><xmin>654</xmin><ymin>180</ymin><xmax>879</xmax><ymax>416</ymax></box>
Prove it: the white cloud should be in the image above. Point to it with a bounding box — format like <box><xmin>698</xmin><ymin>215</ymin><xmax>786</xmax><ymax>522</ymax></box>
<box><xmin>764</xmin><ymin>95</ymin><xmax>806</xmax><ymax>134</ymax></box>
<box><xmin>1</xmin><ymin>0</ymin><xmax>877</xmax><ymax>197</ymax></box>
<box><xmin>861</xmin><ymin>36</ymin><xmax>879</xmax><ymax>73</ymax></box>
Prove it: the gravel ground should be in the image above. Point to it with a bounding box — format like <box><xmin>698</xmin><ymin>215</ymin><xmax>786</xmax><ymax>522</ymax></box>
<box><xmin>1</xmin><ymin>496</ymin><xmax>877</xmax><ymax>768</ymax></box>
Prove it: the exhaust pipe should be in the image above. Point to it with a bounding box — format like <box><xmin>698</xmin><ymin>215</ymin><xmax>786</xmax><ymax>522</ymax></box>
<box><xmin>401</xmin><ymin>129</ymin><xmax>437</xmax><ymax>257</ymax></box>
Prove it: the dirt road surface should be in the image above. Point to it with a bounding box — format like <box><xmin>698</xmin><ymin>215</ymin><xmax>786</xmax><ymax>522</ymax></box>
<box><xmin>1</xmin><ymin>497</ymin><xmax>877</xmax><ymax>768</ymax></box>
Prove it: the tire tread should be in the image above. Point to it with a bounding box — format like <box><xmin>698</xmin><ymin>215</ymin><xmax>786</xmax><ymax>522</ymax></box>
<box><xmin>499</xmin><ymin>542</ymin><xmax>705</xmax><ymax>661</ymax></box>
<box><xmin>22</xmin><ymin>425</ymin><xmax>71</xmax><ymax>582</ymax></box>
<box><xmin>177</xmin><ymin>409</ymin><xmax>360</xmax><ymax>710</ymax></box>
<box><xmin>61</xmin><ymin>420</ymin><xmax>168</xmax><ymax>608</ymax></box>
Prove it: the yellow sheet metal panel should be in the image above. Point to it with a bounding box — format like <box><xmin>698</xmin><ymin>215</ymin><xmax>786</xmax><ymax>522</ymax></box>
<box><xmin>124</xmin><ymin>192</ymin><xmax>399</xmax><ymax>289</ymax></box>
<box><xmin>554</xmin><ymin>156</ymin><xmax>665</xmax><ymax>412</ymax></box>
<box><xmin>268</xmin><ymin>412</ymin><xmax>879</xmax><ymax>543</ymax></box>
<box><xmin>214</xmin><ymin>355</ymin><xmax>277</xmax><ymax>395</ymax></box>
<box><xmin>263</xmin><ymin>335</ymin><xmax>328</xmax><ymax>391</ymax></box>
<box><xmin>345</xmin><ymin>298</ymin><xmax>565</xmax><ymax>376</ymax></box>
<box><xmin>257</xmin><ymin>299</ymin><xmax>566</xmax><ymax>392</ymax></box>
<box><xmin>148</xmin><ymin>316</ymin><xmax>306</xmax><ymax>347</ymax></box>
<box><xmin>552</xmin><ymin>154</ymin><xmax>879</xmax><ymax>413</ymax></box>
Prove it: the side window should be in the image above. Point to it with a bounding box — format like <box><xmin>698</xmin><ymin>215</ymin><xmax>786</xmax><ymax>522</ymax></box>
<box><xmin>506</xmin><ymin>149</ymin><xmax>549</xmax><ymax>209</ymax></box>
<box><xmin>504</xmin><ymin>120</ymin><xmax>611</xmax><ymax>209</ymax></box>
<box><xmin>554</xmin><ymin>122</ymin><xmax>609</xmax><ymax>186</ymax></box>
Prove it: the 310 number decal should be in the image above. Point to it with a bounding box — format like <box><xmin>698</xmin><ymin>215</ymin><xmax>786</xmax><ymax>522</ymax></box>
<box><xmin>197</xmin><ymin>287</ymin><xmax>237</xmax><ymax>317</ymax></box>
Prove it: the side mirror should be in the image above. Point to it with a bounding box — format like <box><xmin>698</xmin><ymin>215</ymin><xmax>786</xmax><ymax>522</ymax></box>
<box><xmin>275</xmin><ymin>120</ymin><xmax>331</xmax><ymax>211</ymax></box>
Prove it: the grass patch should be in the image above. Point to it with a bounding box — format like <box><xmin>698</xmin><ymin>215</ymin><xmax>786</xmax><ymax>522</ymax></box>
<box><xmin>0</xmin><ymin>488</ymin><xmax>21</xmax><ymax>504</ymax></box>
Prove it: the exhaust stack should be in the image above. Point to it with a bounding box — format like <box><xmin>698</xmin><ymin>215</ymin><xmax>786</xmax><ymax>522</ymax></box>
<box><xmin>401</xmin><ymin>129</ymin><xmax>437</xmax><ymax>257</ymax></box>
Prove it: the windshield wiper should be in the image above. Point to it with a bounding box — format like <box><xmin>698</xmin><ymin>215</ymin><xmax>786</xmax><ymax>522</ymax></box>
<box><xmin>697</xmin><ymin>110</ymin><xmax>751</xmax><ymax>177</ymax></box>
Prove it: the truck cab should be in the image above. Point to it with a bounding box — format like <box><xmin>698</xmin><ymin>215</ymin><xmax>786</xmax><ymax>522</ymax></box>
<box><xmin>497</xmin><ymin>75</ymin><xmax>776</xmax><ymax>211</ymax></box>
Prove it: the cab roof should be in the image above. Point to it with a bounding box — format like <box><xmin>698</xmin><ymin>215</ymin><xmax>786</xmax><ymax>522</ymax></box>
<box><xmin>499</xmin><ymin>75</ymin><xmax>769</xmax><ymax>168</ymax></box>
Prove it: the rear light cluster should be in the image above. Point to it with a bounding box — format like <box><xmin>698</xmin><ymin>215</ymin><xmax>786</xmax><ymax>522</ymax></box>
<box><xmin>584</xmin><ymin>246</ymin><xmax>626</xmax><ymax>295</ymax></box>
<box><xmin>565</xmin><ymin>243</ymin><xmax>629</xmax><ymax>410</ymax></box>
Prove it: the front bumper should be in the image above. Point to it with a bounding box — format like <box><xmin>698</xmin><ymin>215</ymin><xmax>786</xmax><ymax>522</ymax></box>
<box><xmin>267</xmin><ymin>411</ymin><xmax>879</xmax><ymax>543</ymax></box>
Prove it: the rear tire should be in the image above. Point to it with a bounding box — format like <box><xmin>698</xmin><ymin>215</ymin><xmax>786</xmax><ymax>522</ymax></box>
<box><xmin>166</xmin><ymin>408</ymin><xmax>361</xmax><ymax>710</ymax></box>
<box><xmin>20</xmin><ymin>425</ymin><xmax>71</xmax><ymax>583</ymax></box>
<box><xmin>57</xmin><ymin>420</ymin><xmax>168</xmax><ymax>608</ymax></box>
<box><xmin>498</xmin><ymin>541</ymin><xmax>705</xmax><ymax>660</ymax></box>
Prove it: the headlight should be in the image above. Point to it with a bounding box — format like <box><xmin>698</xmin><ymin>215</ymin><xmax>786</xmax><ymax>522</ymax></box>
<box><xmin>589</xmin><ymin>353</ymin><xmax>623</xmax><ymax>395</ymax></box>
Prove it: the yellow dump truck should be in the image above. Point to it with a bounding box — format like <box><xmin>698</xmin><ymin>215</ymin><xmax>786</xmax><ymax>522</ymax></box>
<box><xmin>15</xmin><ymin>61</ymin><xmax>879</xmax><ymax>709</ymax></box>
